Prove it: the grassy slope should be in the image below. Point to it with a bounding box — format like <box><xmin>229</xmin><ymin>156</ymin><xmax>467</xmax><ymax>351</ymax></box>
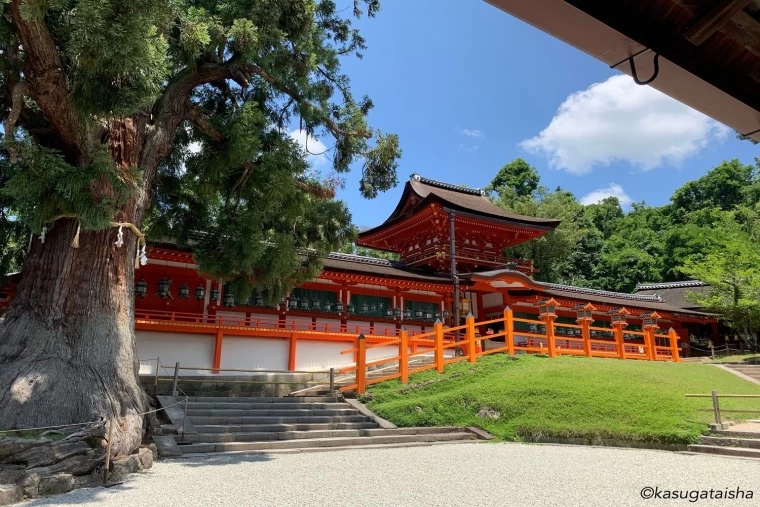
<box><xmin>365</xmin><ymin>355</ymin><xmax>760</xmax><ymax>445</ymax></box>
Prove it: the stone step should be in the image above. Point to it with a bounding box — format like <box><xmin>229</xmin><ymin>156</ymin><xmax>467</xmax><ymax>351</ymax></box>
<box><xmin>699</xmin><ymin>436</ymin><xmax>760</xmax><ymax>449</ymax></box>
<box><xmin>186</xmin><ymin>402</ymin><xmax>349</xmax><ymax>410</ymax></box>
<box><xmin>193</xmin><ymin>422</ymin><xmax>379</xmax><ymax>433</ymax></box>
<box><xmin>185</xmin><ymin>396</ymin><xmax>341</xmax><ymax>403</ymax></box>
<box><xmin>179</xmin><ymin>431</ymin><xmax>476</xmax><ymax>454</ymax></box>
<box><xmin>194</xmin><ymin>426</ymin><xmax>466</xmax><ymax>443</ymax></box>
<box><xmin>686</xmin><ymin>444</ymin><xmax>760</xmax><ymax>459</ymax></box>
<box><xmin>714</xmin><ymin>429</ymin><xmax>760</xmax><ymax>439</ymax></box>
<box><xmin>189</xmin><ymin>415</ymin><xmax>374</xmax><ymax>425</ymax></box>
<box><xmin>185</xmin><ymin>408</ymin><xmax>361</xmax><ymax>417</ymax></box>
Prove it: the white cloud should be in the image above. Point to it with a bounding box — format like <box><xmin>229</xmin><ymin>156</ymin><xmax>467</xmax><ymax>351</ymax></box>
<box><xmin>289</xmin><ymin>129</ymin><xmax>329</xmax><ymax>167</ymax></box>
<box><xmin>456</xmin><ymin>127</ymin><xmax>485</xmax><ymax>139</ymax></box>
<box><xmin>458</xmin><ymin>144</ymin><xmax>480</xmax><ymax>152</ymax></box>
<box><xmin>520</xmin><ymin>75</ymin><xmax>729</xmax><ymax>175</ymax></box>
<box><xmin>580</xmin><ymin>183</ymin><xmax>632</xmax><ymax>206</ymax></box>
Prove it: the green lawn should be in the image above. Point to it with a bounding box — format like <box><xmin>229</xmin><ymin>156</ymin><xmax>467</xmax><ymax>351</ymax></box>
<box><xmin>365</xmin><ymin>354</ymin><xmax>760</xmax><ymax>445</ymax></box>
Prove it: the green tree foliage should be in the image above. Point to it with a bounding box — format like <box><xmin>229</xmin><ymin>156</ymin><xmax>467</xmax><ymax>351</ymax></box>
<box><xmin>1</xmin><ymin>0</ymin><xmax>401</xmax><ymax>302</ymax></box>
<box><xmin>489</xmin><ymin>157</ymin><xmax>760</xmax><ymax>296</ymax></box>
<box><xmin>486</xmin><ymin>158</ymin><xmax>540</xmax><ymax>198</ymax></box>
<box><xmin>680</xmin><ymin>221</ymin><xmax>760</xmax><ymax>350</ymax></box>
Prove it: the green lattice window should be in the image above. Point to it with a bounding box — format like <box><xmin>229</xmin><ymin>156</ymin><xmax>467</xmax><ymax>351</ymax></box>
<box><xmin>290</xmin><ymin>288</ymin><xmax>338</xmax><ymax>312</ymax></box>
<box><xmin>404</xmin><ymin>300</ymin><xmax>440</xmax><ymax>321</ymax></box>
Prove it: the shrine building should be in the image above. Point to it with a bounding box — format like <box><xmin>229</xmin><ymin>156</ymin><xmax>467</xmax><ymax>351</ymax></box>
<box><xmin>0</xmin><ymin>175</ymin><xmax>719</xmax><ymax>374</ymax></box>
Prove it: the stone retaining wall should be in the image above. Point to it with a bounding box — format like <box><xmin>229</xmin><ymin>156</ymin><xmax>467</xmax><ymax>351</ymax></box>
<box><xmin>0</xmin><ymin>424</ymin><xmax>155</xmax><ymax>505</ymax></box>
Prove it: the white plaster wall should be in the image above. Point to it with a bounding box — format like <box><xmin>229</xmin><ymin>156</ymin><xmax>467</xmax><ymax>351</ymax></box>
<box><xmin>315</xmin><ymin>317</ymin><xmax>342</xmax><ymax>333</ymax></box>
<box><xmin>296</xmin><ymin>340</ymin><xmax>355</xmax><ymax>369</ymax></box>
<box><xmin>373</xmin><ymin>322</ymin><xmax>397</xmax><ymax>336</ymax></box>
<box><xmin>216</xmin><ymin>311</ymin><xmax>247</xmax><ymax>326</ymax></box>
<box><xmin>346</xmin><ymin>320</ymin><xmax>371</xmax><ymax>335</ymax></box>
<box><xmin>220</xmin><ymin>336</ymin><xmax>288</xmax><ymax>371</ymax></box>
<box><xmin>136</xmin><ymin>330</ymin><xmax>215</xmax><ymax>375</ymax></box>
<box><xmin>366</xmin><ymin>345</ymin><xmax>402</xmax><ymax>362</ymax></box>
<box><xmin>284</xmin><ymin>315</ymin><xmax>313</xmax><ymax>330</ymax></box>
<box><xmin>482</xmin><ymin>293</ymin><xmax>503</xmax><ymax>310</ymax></box>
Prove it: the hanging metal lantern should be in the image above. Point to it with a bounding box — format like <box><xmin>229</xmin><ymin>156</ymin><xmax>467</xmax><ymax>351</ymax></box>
<box><xmin>299</xmin><ymin>298</ymin><xmax>310</xmax><ymax>310</ymax></box>
<box><xmin>370</xmin><ymin>303</ymin><xmax>377</xmax><ymax>313</ymax></box>
<box><xmin>157</xmin><ymin>278</ymin><xmax>172</xmax><ymax>298</ymax></box>
<box><xmin>424</xmin><ymin>311</ymin><xmax>433</xmax><ymax>321</ymax></box>
<box><xmin>223</xmin><ymin>290</ymin><xmax>235</xmax><ymax>307</ymax></box>
<box><xmin>434</xmin><ymin>311</ymin><xmax>440</xmax><ymax>320</ymax></box>
<box><xmin>443</xmin><ymin>309</ymin><xmax>450</xmax><ymax>319</ymax></box>
<box><xmin>335</xmin><ymin>301</ymin><xmax>344</xmax><ymax>313</ymax></box>
<box><xmin>253</xmin><ymin>292</ymin><xmax>264</xmax><ymax>307</ymax></box>
<box><xmin>312</xmin><ymin>299</ymin><xmax>321</xmax><ymax>311</ymax></box>
<box><xmin>289</xmin><ymin>296</ymin><xmax>299</xmax><ymax>310</ymax></box>
<box><xmin>135</xmin><ymin>279</ymin><xmax>148</xmax><ymax>298</ymax></box>
<box><xmin>385</xmin><ymin>307</ymin><xmax>394</xmax><ymax>317</ymax></box>
<box><xmin>347</xmin><ymin>303</ymin><xmax>355</xmax><ymax>315</ymax></box>
<box><xmin>393</xmin><ymin>307</ymin><xmax>402</xmax><ymax>318</ymax></box>
<box><xmin>324</xmin><ymin>302</ymin><xmax>332</xmax><ymax>313</ymax></box>
<box><xmin>403</xmin><ymin>308</ymin><xmax>411</xmax><ymax>320</ymax></box>
<box><xmin>415</xmin><ymin>309</ymin><xmax>423</xmax><ymax>319</ymax></box>
<box><xmin>360</xmin><ymin>301</ymin><xmax>369</xmax><ymax>314</ymax></box>
<box><xmin>210</xmin><ymin>287</ymin><xmax>220</xmax><ymax>301</ymax></box>
<box><xmin>195</xmin><ymin>284</ymin><xmax>205</xmax><ymax>300</ymax></box>
<box><xmin>178</xmin><ymin>283</ymin><xmax>190</xmax><ymax>299</ymax></box>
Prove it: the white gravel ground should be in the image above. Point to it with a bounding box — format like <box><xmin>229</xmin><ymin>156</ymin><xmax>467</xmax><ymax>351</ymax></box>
<box><xmin>21</xmin><ymin>443</ymin><xmax>760</xmax><ymax>507</ymax></box>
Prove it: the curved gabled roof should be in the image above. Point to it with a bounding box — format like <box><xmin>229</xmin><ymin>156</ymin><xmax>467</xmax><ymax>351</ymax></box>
<box><xmin>359</xmin><ymin>174</ymin><xmax>561</xmax><ymax>239</ymax></box>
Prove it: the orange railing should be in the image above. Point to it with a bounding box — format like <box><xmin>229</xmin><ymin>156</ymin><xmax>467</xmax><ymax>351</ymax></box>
<box><xmin>338</xmin><ymin>308</ymin><xmax>681</xmax><ymax>394</ymax></box>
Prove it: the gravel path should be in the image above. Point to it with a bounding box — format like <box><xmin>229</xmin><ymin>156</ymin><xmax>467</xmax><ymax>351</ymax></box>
<box><xmin>22</xmin><ymin>443</ymin><xmax>760</xmax><ymax>507</ymax></box>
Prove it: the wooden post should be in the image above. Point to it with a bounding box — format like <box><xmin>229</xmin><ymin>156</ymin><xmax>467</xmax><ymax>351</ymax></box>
<box><xmin>581</xmin><ymin>321</ymin><xmax>591</xmax><ymax>358</ymax></box>
<box><xmin>153</xmin><ymin>357</ymin><xmax>160</xmax><ymax>395</ymax></box>
<box><xmin>669</xmin><ymin>328</ymin><xmax>681</xmax><ymax>362</ymax></box>
<box><xmin>504</xmin><ymin>307</ymin><xmax>514</xmax><ymax>356</ymax></box>
<box><xmin>466</xmin><ymin>313</ymin><xmax>476</xmax><ymax>363</ymax></box>
<box><xmin>644</xmin><ymin>327</ymin><xmax>655</xmax><ymax>361</ymax></box>
<box><xmin>543</xmin><ymin>315</ymin><xmax>556</xmax><ymax>358</ymax></box>
<box><xmin>356</xmin><ymin>334</ymin><xmax>366</xmax><ymax>394</ymax></box>
<box><xmin>711</xmin><ymin>389</ymin><xmax>722</xmax><ymax>425</ymax></box>
<box><xmin>212</xmin><ymin>329</ymin><xmax>223</xmax><ymax>374</ymax></box>
<box><xmin>172</xmin><ymin>362</ymin><xmax>180</xmax><ymax>397</ymax></box>
<box><xmin>613</xmin><ymin>324</ymin><xmax>626</xmax><ymax>360</ymax></box>
<box><xmin>434</xmin><ymin>319</ymin><xmax>444</xmax><ymax>373</ymax></box>
<box><xmin>103</xmin><ymin>418</ymin><xmax>114</xmax><ymax>485</ymax></box>
<box><xmin>288</xmin><ymin>334</ymin><xmax>297</xmax><ymax>371</ymax></box>
<box><xmin>399</xmin><ymin>328</ymin><xmax>409</xmax><ymax>383</ymax></box>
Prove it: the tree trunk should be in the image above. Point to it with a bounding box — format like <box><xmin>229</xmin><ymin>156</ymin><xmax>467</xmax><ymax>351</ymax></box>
<box><xmin>0</xmin><ymin>219</ymin><xmax>145</xmax><ymax>456</ymax></box>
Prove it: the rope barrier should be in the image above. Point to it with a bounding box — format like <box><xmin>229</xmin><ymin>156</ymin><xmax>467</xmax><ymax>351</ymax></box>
<box><xmin>0</xmin><ymin>398</ymin><xmax>187</xmax><ymax>436</ymax></box>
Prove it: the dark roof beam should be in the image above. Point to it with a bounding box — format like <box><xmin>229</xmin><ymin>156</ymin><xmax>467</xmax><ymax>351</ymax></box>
<box><xmin>683</xmin><ymin>0</ymin><xmax>752</xmax><ymax>45</ymax></box>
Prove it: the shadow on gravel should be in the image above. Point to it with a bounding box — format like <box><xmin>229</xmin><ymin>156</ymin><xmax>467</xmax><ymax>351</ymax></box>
<box><xmin>21</xmin><ymin>484</ymin><xmax>137</xmax><ymax>506</ymax></box>
<box><xmin>174</xmin><ymin>453</ymin><xmax>274</xmax><ymax>468</ymax></box>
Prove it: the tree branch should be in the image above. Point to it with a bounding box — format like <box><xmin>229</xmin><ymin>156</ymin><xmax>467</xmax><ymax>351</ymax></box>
<box><xmin>5</xmin><ymin>80</ymin><xmax>28</xmax><ymax>163</ymax></box>
<box><xmin>9</xmin><ymin>0</ymin><xmax>84</xmax><ymax>163</ymax></box>
<box><xmin>184</xmin><ymin>101</ymin><xmax>223</xmax><ymax>142</ymax></box>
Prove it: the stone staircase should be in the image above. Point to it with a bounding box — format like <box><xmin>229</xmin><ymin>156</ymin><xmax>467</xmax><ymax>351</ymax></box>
<box><xmin>687</xmin><ymin>422</ymin><xmax>760</xmax><ymax>459</ymax></box>
<box><xmin>724</xmin><ymin>364</ymin><xmax>760</xmax><ymax>383</ymax></box>
<box><xmin>170</xmin><ymin>395</ymin><xmax>481</xmax><ymax>455</ymax></box>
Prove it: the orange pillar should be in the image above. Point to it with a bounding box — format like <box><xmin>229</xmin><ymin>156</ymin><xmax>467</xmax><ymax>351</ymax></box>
<box><xmin>288</xmin><ymin>334</ymin><xmax>297</xmax><ymax>371</ymax></box>
<box><xmin>669</xmin><ymin>328</ymin><xmax>681</xmax><ymax>362</ymax></box>
<box><xmin>356</xmin><ymin>334</ymin><xmax>367</xmax><ymax>393</ymax></box>
<box><xmin>614</xmin><ymin>323</ymin><xmax>626</xmax><ymax>360</ymax></box>
<box><xmin>581</xmin><ymin>320</ymin><xmax>591</xmax><ymax>357</ymax></box>
<box><xmin>466</xmin><ymin>313</ymin><xmax>476</xmax><ymax>363</ymax></box>
<box><xmin>399</xmin><ymin>329</ymin><xmax>409</xmax><ymax>383</ymax></box>
<box><xmin>212</xmin><ymin>329</ymin><xmax>223</xmax><ymax>374</ymax></box>
<box><xmin>644</xmin><ymin>327</ymin><xmax>655</xmax><ymax>361</ymax></box>
<box><xmin>434</xmin><ymin>320</ymin><xmax>444</xmax><ymax>373</ymax></box>
<box><xmin>504</xmin><ymin>306</ymin><xmax>514</xmax><ymax>355</ymax></box>
<box><xmin>543</xmin><ymin>315</ymin><xmax>556</xmax><ymax>357</ymax></box>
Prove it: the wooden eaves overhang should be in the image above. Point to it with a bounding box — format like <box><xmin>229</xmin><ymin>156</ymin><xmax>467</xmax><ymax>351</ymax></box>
<box><xmin>485</xmin><ymin>0</ymin><xmax>760</xmax><ymax>142</ymax></box>
<box><xmin>463</xmin><ymin>269</ymin><xmax>718</xmax><ymax>323</ymax></box>
<box><xmin>356</xmin><ymin>175</ymin><xmax>560</xmax><ymax>271</ymax></box>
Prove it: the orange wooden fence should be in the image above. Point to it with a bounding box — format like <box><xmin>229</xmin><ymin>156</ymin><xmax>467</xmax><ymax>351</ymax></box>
<box><xmin>339</xmin><ymin>307</ymin><xmax>681</xmax><ymax>394</ymax></box>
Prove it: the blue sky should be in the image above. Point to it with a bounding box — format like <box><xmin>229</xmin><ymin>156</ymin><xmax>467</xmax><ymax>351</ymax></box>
<box><xmin>299</xmin><ymin>0</ymin><xmax>758</xmax><ymax>229</ymax></box>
